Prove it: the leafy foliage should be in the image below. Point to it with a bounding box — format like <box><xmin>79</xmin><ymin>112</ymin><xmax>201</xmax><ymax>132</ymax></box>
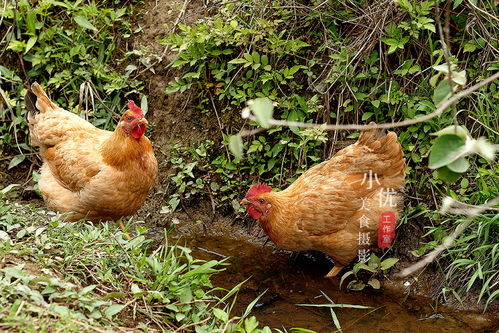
<box><xmin>0</xmin><ymin>0</ymin><xmax>146</xmax><ymax>167</ymax></box>
<box><xmin>0</xmin><ymin>185</ymin><xmax>273</xmax><ymax>332</ymax></box>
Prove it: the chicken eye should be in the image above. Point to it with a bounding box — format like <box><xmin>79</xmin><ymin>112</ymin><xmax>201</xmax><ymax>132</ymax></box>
<box><xmin>126</xmin><ymin>116</ymin><xmax>132</xmax><ymax>121</ymax></box>
<box><xmin>258</xmin><ymin>199</ymin><xmax>265</xmax><ymax>204</ymax></box>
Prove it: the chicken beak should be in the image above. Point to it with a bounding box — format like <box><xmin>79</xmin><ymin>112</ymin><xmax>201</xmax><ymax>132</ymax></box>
<box><xmin>240</xmin><ymin>198</ymin><xmax>250</xmax><ymax>205</ymax></box>
<box><xmin>138</xmin><ymin>118</ymin><xmax>148</xmax><ymax>126</ymax></box>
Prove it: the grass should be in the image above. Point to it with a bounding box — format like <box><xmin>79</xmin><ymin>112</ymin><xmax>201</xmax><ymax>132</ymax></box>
<box><xmin>0</xmin><ymin>186</ymin><xmax>275</xmax><ymax>332</ymax></box>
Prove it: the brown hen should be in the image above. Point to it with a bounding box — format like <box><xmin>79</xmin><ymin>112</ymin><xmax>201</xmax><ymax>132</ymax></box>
<box><xmin>241</xmin><ymin>124</ymin><xmax>405</xmax><ymax>277</ymax></box>
<box><xmin>26</xmin><ymin>82</ymin><xmax>158</xmax><ymax>222</ymax></box>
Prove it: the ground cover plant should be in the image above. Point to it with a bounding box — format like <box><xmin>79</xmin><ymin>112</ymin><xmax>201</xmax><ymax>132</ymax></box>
<box><xmin>0</xmin><ymin>185</ymin><xmax>278</xmax><ymax>332</ymax></box>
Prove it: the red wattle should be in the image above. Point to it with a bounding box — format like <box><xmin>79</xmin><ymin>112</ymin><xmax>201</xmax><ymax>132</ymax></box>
<box><xmin>131</xmin><ymin>124</ymin><xmax>146</xmax><ymax>139</ymax></box>
<box><xmin>248</xmin><ymin>205</ymin><xmax>262</xmax><ymax>219</ymax></box>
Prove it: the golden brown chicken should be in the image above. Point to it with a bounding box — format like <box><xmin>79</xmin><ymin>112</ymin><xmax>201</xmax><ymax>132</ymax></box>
<box><xmin>241</xmin><ymin>124</ymin><xmax>405</xmax><ymax>277</ymax></box>
<box><xmin>26</xmin><ymin>82</ymin><xmax>158</xmax><ymax>222</ymax></box>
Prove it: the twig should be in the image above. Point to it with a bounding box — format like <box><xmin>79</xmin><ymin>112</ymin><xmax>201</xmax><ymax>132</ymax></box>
<box><xmin>0</xmin><ymin>88</ymin><xmax>23</xmax><ymax>155</ymax></box>
<box><xmin>239</xmin><ymin>70</ymin><xmax>499</xmax><ymax>135</ymax></box>
<box><xmin>208</xmin><ymin>92</ymin><xmax>231</xmax><ymax>161</ymax></box>
<box><xmin>194</xmin><ymin>246</ymin><xmax>227</xmax><ymax>258</ymax></box>
<box><xmin>174</xmin><ymin>316</ymin><xmax>211</xmax><ymax>332</ymax></box>
<box><xmin>467</xmin><ymin>115</ymin><xmax>499</xmax><ymax>135</ymax></box>
<box><xmin>397</xmin><ymin>196</ymin><xmax>499</xmax><ymax>278</ymax></box>
<box><xmin>86</xmin><ymin>81</ymin><xmax>121</xmax><ymax>120</ymax></box>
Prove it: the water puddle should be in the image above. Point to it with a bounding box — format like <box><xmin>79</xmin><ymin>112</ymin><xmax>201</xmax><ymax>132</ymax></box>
<box><xmin>171</xmin><ymin>234</ymin><xmax>495</xmax><ymax>333</ymax></box>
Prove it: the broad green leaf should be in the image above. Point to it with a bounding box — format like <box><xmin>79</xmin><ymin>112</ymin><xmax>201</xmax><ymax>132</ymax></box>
<box><xmin>228</xmin><ymin>58</ymin><xmax>247</xmax><ymax>64</ymax></box>
<box><xmin>26</xmin><ymin>11</ymin><xmax>36</xmax><ymax>35</ymax></box>
<box><xmin>453</xmin><ymin>70</ymin><xmax>467</xmax><ymax>86</ymax></box>
<box><xmin>433</xmin><ymin>79</ymin><xmax>451</xmax><ymax>106</ymax></box>
<box><xmin>429</xmin><ymin>73</ymin><xmax>441</xmax><ymax>87</ymax></box>
<box><xmin>428</xmin><ymin>134</ymin><xmax>465</xmax><ymax>169</ymax></box>
<box><xmin>74</xmin><ymin>16</ymin><xmax>97</xmax><ymax>31</ymax></box>
<box><xmin>447</xmin><ymin>157</ymin><xmax>469</xmax><ymax>173</ymax></box>
<box><xmin>229</xmin><ymin>135</ymin><xmax>243</xmax><ymax>159</ymax></box>
<box><xmin>8</xmin><ymin>155</ymin><xmax>25</xmax><ymax>169</ymax></box>
<box><xmin>436</xmin><ymin>166</ymin><xmax>461</xmax><ymax>183</ymax></box>
<box><xmin>339</xmin><ymin>271</ymin><xmax>354</xmax><ymax>289</ymax></box>
<box><xmin>248</xmin><ymin>97</ymin><xmax>274</xmax><ymax>128</ymax></box>
<box><xmin>105</xmin><ymin>304</ymin><xmax>125</xmax><ymax>318</ymax></box>
<box><xmin>453</xmin><ymin>0</ymin><xmax>464</xmax><ymax>9</ymax></box>
<box><xmin>251</xmin><ymin>51</ymin><xmax>260</xmax><ymax>64</ymax></box>
<box><xmin>243</xmin><ymin>53</ymin><xmax>253</xmax><ymax>62</ymax></box>
<box><xmin>368</xmin><ymin>278</ymin><xmax>381</xmax><ymax>289</ymax></box>
<box><xmin>213</xmin><ymin>308</ymin><xmax>228</xmax><ymax>322</ymax></box>
<box><xmin>463</xmin><ymin>41</ymin><xmax>477</xmax><ymax>53</ymax></box>
<box><xmin>79</xmin><ymin>284</ymin><xmax>97</xmax><ymax>295</ymax></box>
<box><xmin>140</xmin><ymin>95</ymin><xmax>148</xmax><ymax>114</ymax></box>
<box><xmin>431</xmin><ymin>125</ymin><xmax>469</xmax><ymax>138</ymax></box>
<box><xmin>25</xmin><ymin>37</ymin><xmax>37</xmax><ymax>54</ymax></box>
<box><xmin>261</xmin><ymin>54</ymin><xmax>269</xmax><ymax>66</ymax></box>
<box><xmin>380</xmin><ymin>258</ymin><xmax>399</xmax><ymax>270</ymax></box>
<box><xmin>433</xmin><ymin>64</ymin><xmax>450</xmax><ymax>74</ymax></box>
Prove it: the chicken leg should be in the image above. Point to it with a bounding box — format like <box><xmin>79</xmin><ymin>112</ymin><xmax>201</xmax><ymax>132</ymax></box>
<box><xmin>325</xmin><ymin>265</ymin><xmax>344</xmax><ymax>278</ymax></box>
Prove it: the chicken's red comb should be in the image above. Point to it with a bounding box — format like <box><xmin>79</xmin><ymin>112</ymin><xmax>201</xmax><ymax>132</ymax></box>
<box><xmin>245</xmin><ymin>184</ymin><xmax>272</xmax><ymax>198</ymax></box>
<box><xmin>128</xmin><ymin>100</ymin><xmax>144</xmax><ymax>117</ymax></box>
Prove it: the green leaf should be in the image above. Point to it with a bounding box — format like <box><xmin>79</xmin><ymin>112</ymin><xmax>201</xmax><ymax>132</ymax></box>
<box><xmin>213</xmin><ymin>308</ymin><xmax>228</xmax><ymax>322</ymax></box>
<box><xmin>453</xmin><ymin>70</ymin><xmax>467</xmax><ymax>86</ymax></box>
<box><xmin>74</xmin><ymin>16</ymin><xmax>98</xmax><ymax>31</ymax></box>
<box><xmin>229</xmin><ymin>135</ymin><xmax>243</xmax><ymax>159</ymax></box>
<box><xmin>368</xmin><ymin>278</ymin><xmax>381</xmax><ymax>289</ymax></box>
<box><xmin>463</xmin><ymin>41</ymin><xmax>477</xmax><ymax>53</ymax></box>
<box><xmin>105</xmin><ymin>304</ymin><xmax>125</xmax><ymax>318</ymax></box>
<box><xmin>433</xmin><ymin>79</ymin><xmax>451</xmax><ymax>106</ymax></box>
<box><xmin>25</xmin><ymin>37</ymin><xmax>37</xmax><ymax>54</ymax></box>
<box><xmin>248</xmin><ymin>97</ymin><xmax>274</xmax><ymax>128</ymax></box>
<box><xmin>437</xmin><ymin>166</ymin><xmax>461</xmax><ymax>183</ymax></box>
<box><xmin>243</xmin><ymin>53</ymin><xmax>253</xmax><ymax>62</ymax></box>
<box><xmin>79</xmin><ymin>284</ymin><xmax>97</xmax><ymax>295</ymax></box>
<box><xmin>428</xmin><ymin>135</ymin><xmax>465</xmax><ymax>169</ymax></box>
<box><xmin>339</xmin><ymin>271</ymin><xmax>354</xmax><ymax>289</ymax></box>
<box><xmin>447</xmin><ymin>157</ymin><xmax>469</xmax><ymax>173</ymax></box>
<box><xmin>453</xmin><ymin>0</ymin><xmax>464</xmax><ymax>9</ymax></box>
<box><xmin>431</xmin><ymin>125</ymin><xmax>469</xmax><ymax>138</ymax></box>
<box><xmin>140</xmin><ymin>95</ymin><xmax>148</xmax><ymax>114</ymax></box>
<box><xmin>261</xmin><ymin>54</ymin><xmax>269</xmax><ymax>66</ymax></box>
<box><xmin>361</xmin><ymin>112</ymin><xmax>374</xmax><ymax>121</ymax></box>
<box><xmin>380</xmin><ymin>258</ymin><xmax>399</xmax><ymax>270</ymax></box>
<box><xmin>8</xmin><ymin>155</ymin><xmax>25</xmax><ymax>169</ymax></box>
<box><xmin>26</xmin><ymin>11</ymin><xmax>37</xmax><ymax>35</ymax></box>
<box><xmin>228</xmin><ymin>58</ymin><xmax>247</xmax><ymax>64</ymax></box>
<box><xmin>251</xmin><ymin>51</ymin><xmax>260</xmax><ymax>64</ymax></box>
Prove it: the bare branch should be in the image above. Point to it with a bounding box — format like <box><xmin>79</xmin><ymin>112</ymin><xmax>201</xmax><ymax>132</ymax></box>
<box><xmin>240</xmin><ymin>71</ymin><xmax>499</xmax><ymax>136</ymax></box>
<box><xmin>397</xmin><ymin>196</ymin><xmax>499</xmax><ymax>278</ymax></box>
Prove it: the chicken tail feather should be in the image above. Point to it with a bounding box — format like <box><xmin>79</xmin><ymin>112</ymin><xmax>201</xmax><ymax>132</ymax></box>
<box><xmin>28</xmin><ymin>82</ymin><xmax>58</xmax><ymax>114</ymax></box>
<box><xmin>25</xmin><ymin>88</ymin><xmax>38</xmax><ymax>116</ymax></box>
<box><xmin>355</xmin><ymin>122</ymin><xmax>405</xmax><ymax>182</ymax></box>
<box><xmin>358</xmin><ymin>122</ymin><xmax>386</xmax><ymax>145</ymax></box>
